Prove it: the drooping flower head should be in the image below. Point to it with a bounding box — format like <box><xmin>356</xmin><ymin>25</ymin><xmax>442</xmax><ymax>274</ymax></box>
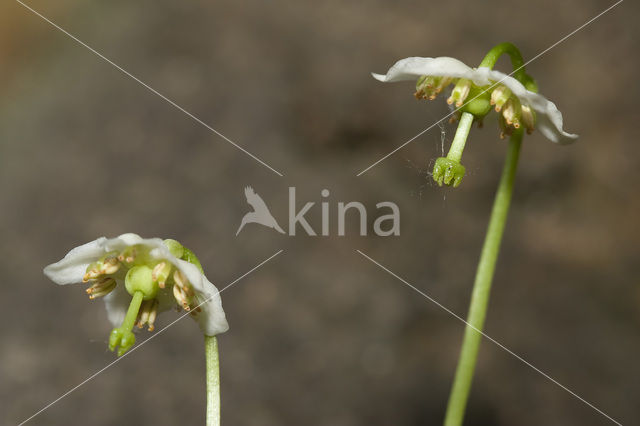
<box><xmin>372</xmin><ymin>45</ymin><xmax>577</xmax><ymax>188</ymax></box>
<box><xmin>44</xmin><ymin>233</ymin><xmax>228</xmax><ymax>355</ymax></box>
<box><xmin>372</xmin><ymin>56</ymin><xmax>577</xmax><ymax>144</ymax></box>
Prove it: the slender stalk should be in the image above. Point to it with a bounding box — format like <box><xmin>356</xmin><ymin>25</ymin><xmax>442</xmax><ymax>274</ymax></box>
<box><xmin>443</xmin><ymin>129</ymin><xmax>523</xmax><ymax>426</ymax></box>
<box><xmin>478</xmin><ymin>43</ymin><xmax>537</xmax><ymax>92</ymax></box>
<box><xmin>446</xmin><ymin>112</ymin><xmax>475</xmax><ymax>163</ymax></box>
<box><xmin>478</xmin><ymin>43</ymin><xmax>525</xmax><ymax>82</ymax></box>
<box><xmin>205</xmin><ymin>335</ymin><xmax>220</xmax><ymax>426</ymax></box>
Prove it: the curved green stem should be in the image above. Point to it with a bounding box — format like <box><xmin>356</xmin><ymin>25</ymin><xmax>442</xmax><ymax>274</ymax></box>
<box><xmin>443</xmin><ymin>129</ymin><xmax>523</xmax><ymax>426</ymax></box>
<box><xmin>205</xmin><ymin>335</ymin><xmax>220</xmax><ymax>426</ymax></box>
<box><xmin>479</xmin><ymin>42</ymin><xmax>537</xmax><ymax>92</ymax></box>
<box><xmin>446</xmin><ymin>112</ymin><xmax>475</xmax><ymax>163</ymax></box>
<box><xmin>479</xmin><ymin>42</ymin><xmax>524</xmax><ymax>75</ymax></box>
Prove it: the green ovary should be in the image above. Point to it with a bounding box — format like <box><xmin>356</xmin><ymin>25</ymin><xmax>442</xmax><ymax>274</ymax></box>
<box><xmin>460</xmin><ymin>86</ymin><xmax>491</xmax><ymax>117</ymax></box>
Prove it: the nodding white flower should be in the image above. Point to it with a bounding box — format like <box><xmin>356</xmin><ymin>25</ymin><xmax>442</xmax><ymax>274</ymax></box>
<box><xmin>44</xmin><ymin>233</ymin><xmax>229</xmax><ymax>340</ymax></box>
<box><xmin>372</xmin><ymin>56</ymin><xmax>578</xmax><ymax>144</ymax></box>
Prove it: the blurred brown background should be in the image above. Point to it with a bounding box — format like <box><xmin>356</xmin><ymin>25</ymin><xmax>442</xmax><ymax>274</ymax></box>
<box><xmin>1</xmin><ymin>0</ymin><xmax>638</xmax><ymax>425</ymax></box>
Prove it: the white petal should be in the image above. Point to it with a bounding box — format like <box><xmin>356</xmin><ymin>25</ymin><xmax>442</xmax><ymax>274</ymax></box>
<box><xmin>156</xmin><ymin>287</ymin><xmax>177</xmax><ymax>314</ymax></box>
<box><xmin>43</xmin><ymin>237</ymin><xmax>107</xmax><ymax>285</ymax></box>
<box><xmin>103</xmin><ymin>233</ymin><xmax>169</xmax><ymax>259</ymax></box>
<box><xmin>373</xmin><ymin>56</ymin><xmax>578</xmax><ymax>144</ymax></box>
<box><xmin>372</xmin><ymin>57</ymin><xmax>491</xmax><ymax>86</ymax></box>
<box><xmin>103</xmin><ymin>282</ymin><xmax>130</xmax><ymax>328</ymax></box>
<box><xmin>175</xmin><ymin>259</ymin><xmax>229</xmax><ymax>336</ymax></box>
<box><xmin>479</xmin><ymin>68</ymin><xmax>578</xmax><ymax>144</ymax></box>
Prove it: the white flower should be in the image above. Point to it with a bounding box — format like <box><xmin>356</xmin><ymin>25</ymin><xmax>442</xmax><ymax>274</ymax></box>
<box><xmin>44</xmin><ymin>233</ymin><xmax>229</xmax><ymax>337</ymax></box>
<box><xmin>372</xmin><ymin>56</ymin><xmax>578</xmax><ymax>144</ymax></box>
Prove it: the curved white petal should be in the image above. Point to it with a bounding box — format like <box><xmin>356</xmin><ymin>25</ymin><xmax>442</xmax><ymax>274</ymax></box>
<box><xmin>174</xmin><ymin>259</ymin><xmax>229</xmax><ymax>336</ymax></box>
<box><xmin>373</xmin><ymin>57</ymin><xmax>578</xmax><ymax>144</ymax></box>
<box><xmin>43</xmin><ymin>237</ymin><xmax>107</xmax><ymax>284</ymax></box>
<box><xmin>102</xmin><ymin>233</ymin><xmax>173</xmax><ymax>260</ymax></box>
<box><xmin>478</xmin><ymin>68</ymin><xmax>578</xmax><ymax>144</ymax></box>
<box><xmin>372</xmin><ymin>57</ymin><xmax>491</xmax><ymax>86</ymax></box>
<box><xmin>103</xmin><ymin>282</ymin><xmax>130</xmax><ymax>328</ymax></box>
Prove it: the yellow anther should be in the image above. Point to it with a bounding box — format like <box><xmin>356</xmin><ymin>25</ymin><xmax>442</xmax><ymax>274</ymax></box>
<box><xmin>173</xmin><ymin>283</ymin><xmax>192</xmax><ymax>311</ymax></box>
<box><xmin>118</xmin><ymin>246</ymin><xmax>138</xmax><ymax>265</ymax></box>
<box><xmin>173</xmin><ymin>270</ymin><xmax>193</xmax><ymax>296</ymax></box>
<box><xmin>136</xmin><ymin>299</ymin><xmax>159</xmax><ymax>331</ymax></box>
<box><xmin>502</xmin><ymin>98</ymin><xmax>521</xmax><ymax>129</ymax></box>
<box><xmin>146</xmin><ymin>300</ymin><xmax>158</xmax><ymax>331</ymax></box>
<box><xmin>152</xmin><ymin>261</ymin><xmax>172</xmax><ymax>289</ymax></box>
<box><xmin>415</xmin><ymin>76</ymin><xmax>453</xmax><ymax>101</ymax></box>
<box><xmin>521</xmin><ymin>104</ymin><xmax>535</xmax><ymax>134</ymax></box>
<box><xmin>86</xmin><ymin>277</ymin><xmax>116</xmax><ymax>299</ymax></box>
<box><xmin>83</xmin><ymin>256</ymin><xmax>120</xmax><ymax>282</ymax></box>
<box><xmin>447</xmin><ymin>79</ymin><xmax>472</xmax><ymax>107</ymax></box>
<box><xmin>490</xmin><ymin>85</ymin><xmax>512</xmax><ymax>112</ymax></box>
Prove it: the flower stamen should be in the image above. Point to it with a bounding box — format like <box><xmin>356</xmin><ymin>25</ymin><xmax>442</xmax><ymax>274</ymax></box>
<box><xmin>83</xmin><ymin>255</ymin><xmax>120</xmax><ymax>282</ymax></box>
<box><xmin>118</xmin><ymin>246</ymin><xmax>138</xmax><ymax>265</ymax></box>
<box><xmin>490</xmin><ymin>85</ymin><xmax>512</xmax><ymax>112</ymax></box>
<box><xmin>152</xmin><ymin>261</ymin><xmax>172</xmax><ymax>289</ymax></box>
<box><xmin>173</xmin><ymin>270</ymin><xmax>193</xmax><ymax>295</ymax></box>
<box><xmin>415</xmin><ymin>76</ymin><xmax>453</xmax><ymax>100</ymax></box>
<box><xmin>521</xmin><ymin>104</ymin><xmax>536</xmax><ymax>134</ymax></box>
<box><xmin>136</xmin><ymin>299</ymin><xmax>159</xmax><ymax>331</ymax></box>
<box><xmin>86</xmin><ymin>277</ymin><xmax>117</xmax><ymax>299</ymax></box>
<box><xmin>447</xmin><ymin>79</ymin><xmax>472</xmax><ymax>107</ymax></box>
<box><xmin>173</xmin><ymin>284</ymin><xmax>193</xmax><ymax>311</ymax></box>
<box><xmin>502</xmin><ymin>97</ymin><xmax>521</xmax><ymax>129</ymax></box>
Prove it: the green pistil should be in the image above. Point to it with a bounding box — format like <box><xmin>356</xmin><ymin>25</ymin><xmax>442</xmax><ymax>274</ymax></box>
<box><xmin>447</xmin><ymin>112</ymin><xmax>474</xmax><ymax>163</ymax></box>
<box><xmin>432</xmin><ymin>112</ymin><xmax>474</xmax><ymax>187</ymax></box>
<box><xmin>109</xmin><ymin>290</ymin><xmax>144</xmax><ymax>356</ymax></box>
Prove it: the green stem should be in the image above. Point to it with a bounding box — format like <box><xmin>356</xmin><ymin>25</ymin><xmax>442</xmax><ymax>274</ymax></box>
<box><xmin>205</xmin><ymin>335</ymin><xmax>220</xmax><ymax>426</ymax></box>
<box><xmin>446</xmin><ymin>112</ymin><xmax>474</xmax><ymax>163</ymax></box>
<box><xmin>479</xmin><ymin>42</ymin><xmax>524</xmax><ymax>77</ymax></box>
<box><xmin>443</xmin><ymin>129</ymin><xmax>523</xmax><ymax>426</ymax></box>
<box><xmin>478</xmin><ymin>42</ymin><xmax>537</xmax><ymax>92</ymax></box>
